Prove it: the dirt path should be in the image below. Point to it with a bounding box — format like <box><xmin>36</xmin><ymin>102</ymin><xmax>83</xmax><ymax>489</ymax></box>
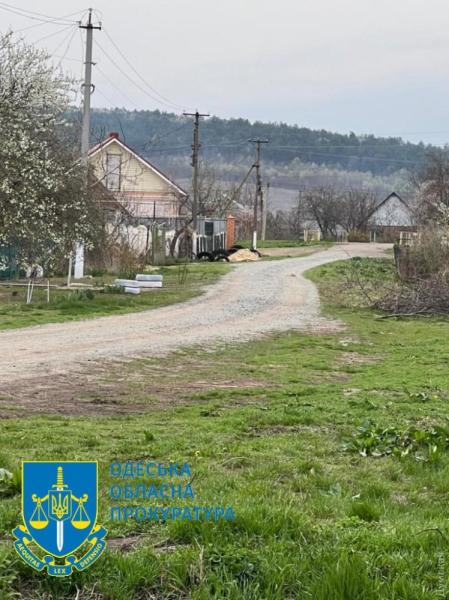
<box><xmin>0</xmin><ymin>244</ymin><xmax>390</xmax><ymax>387</ymax></box>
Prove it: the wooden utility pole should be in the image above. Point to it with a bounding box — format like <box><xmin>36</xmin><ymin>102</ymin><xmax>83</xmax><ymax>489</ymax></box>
<box><xmin>183</xmin><ymin>110</ymin><xmax>209</xmax><ymax>254</ymax></box>
<box><xmin>248</xmin><ymin>138</ymin><xmax>268</xmax><ymax>249</ymax></box>
<box><xmin>75</xmin><ymin>9</ymin><xmax>101</xmax><ymax>279</ymax></box>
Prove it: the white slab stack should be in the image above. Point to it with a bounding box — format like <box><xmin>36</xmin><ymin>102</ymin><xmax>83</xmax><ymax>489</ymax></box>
<box><xmin>136</xmin><ymin>274</ymin><xmax>163</xmax><ymax>289</ymax></box>
<box><xmin>112</xmin><ymin>275</ymin><xmax>163</xmax><ymax>293</ymax></box>
<box><xmin>114</xmin><ymin>279</ymin><xmax>141</xmax><ymax>294</ymax></box>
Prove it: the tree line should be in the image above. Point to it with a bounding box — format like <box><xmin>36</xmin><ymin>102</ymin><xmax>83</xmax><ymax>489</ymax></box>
<box><xmin>87</xmin><ymin>108</ymin><xmax>434</xmax><ymax>177</ymax></box>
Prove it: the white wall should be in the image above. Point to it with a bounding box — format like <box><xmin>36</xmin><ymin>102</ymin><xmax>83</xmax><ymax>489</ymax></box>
<box><xmin>372</xmin><ymin>196</ymin><xmax>412</xmax><ymax>227</ymax></box>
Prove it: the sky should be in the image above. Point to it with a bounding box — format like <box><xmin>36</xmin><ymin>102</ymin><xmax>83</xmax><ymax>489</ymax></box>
<box><xmin>3</xmin><ymin>0</ymin><xmax>449</xmax><ymax>145</ymax></box>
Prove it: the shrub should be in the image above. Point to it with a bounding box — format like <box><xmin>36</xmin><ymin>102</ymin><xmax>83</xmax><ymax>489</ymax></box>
<box><xmin>89</xmin><ymin>267</ymin><xmax>108</xmax><ymax>277</ymax></box>
<box><xmin>0</xmin><ymin>467</ymin><xmax>21</xmax><ymax>497</ymax></box>
<box><xmin>394</xmin><ymin>226</ymin><xmax>449</xmax><ymax>279</ymax></box>
<box><xmin>341</xmin><ymin>418</ymin><xmax>449</xmax><ymax>462</ymax></box>
<box><xmin>117</xmin><ymin>269</ymin><xmax>137</xmax><ymax>280</ymax></box>
<box><xmin>347</xmin><ymin>231</ymin><xmax>370</xmax><ymax>243</ymax></box>
<box><xmin>101</xmin><ymin>285</ymin><xmax>125</xmax><ymax>294</ymax></box>
<box><xmin>58</xmin><ymin>289</ymin><xmax>95</xmax><ymax>302</ymax></box>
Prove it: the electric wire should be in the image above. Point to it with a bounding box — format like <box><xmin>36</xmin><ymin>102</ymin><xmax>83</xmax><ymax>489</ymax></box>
<box><xmin>32</xmin><ymin>24</ymin><xmax>75</xmax><ymax>45</ymax></box>
<box><xmin>94</xmin><ymin>38</ymin><xmax>184</xmax><ymax>112</ymax></box>
<box><xmin>95</xmin><ymin>65</ymin><xmax>140</xmax><ymax>109</ymax></box>
<box><xmin>53</xmin><ymin>25</ymin><xmax>79</xmax><ymax>65</ymax></box>
<box><xmin>0</xmin><ymin>2</ymin><xmax>82</xmax><ymax>23</ymax></box>
<box><xmin>102</xmin><ymin>26</ymin><xmax>186</xmax><ymax>111</ymax></box>
<box><xmin>0</xmin><ymin>3</ymin><xmax>79</xmax><ymax>27</ymax></box>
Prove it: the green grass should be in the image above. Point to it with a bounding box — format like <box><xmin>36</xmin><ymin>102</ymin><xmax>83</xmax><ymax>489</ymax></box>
<box><xmin>235</xmin><ymin>239</ymin><xmax>334</xmax><ymax>248</ymax></box>
<box><xmin>1</xmin><ymin>258</ymin><xmax>449</xmax><ymax>599</ymax></box>
<box><xmin>0</xmin><ymin>263</ymin><xmax>231</xmax><ymax>330</ymax></box>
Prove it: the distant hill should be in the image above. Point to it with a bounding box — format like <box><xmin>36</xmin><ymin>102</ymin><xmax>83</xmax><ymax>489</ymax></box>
<box><xmin>88</xmin><ymin>108</ymin><xmax>433</xmax><ymax>178</ymax></box>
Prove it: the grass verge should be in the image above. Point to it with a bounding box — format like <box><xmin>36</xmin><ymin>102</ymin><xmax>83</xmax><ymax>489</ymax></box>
<box><xmin>0</xmin><ymin>258</ymin><xmax>448</xmax><ymax>599</ymax></box>
<box><xmin>0</xmin><ymin>263</ymin><xmax>231</xmax><ymax>330</ymax></box>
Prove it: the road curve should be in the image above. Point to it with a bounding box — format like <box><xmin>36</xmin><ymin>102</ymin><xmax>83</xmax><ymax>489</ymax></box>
<box><xmin>0</xmin><ymin>243</ymin><xmax>390</xmax><ymax>385</ymax></box>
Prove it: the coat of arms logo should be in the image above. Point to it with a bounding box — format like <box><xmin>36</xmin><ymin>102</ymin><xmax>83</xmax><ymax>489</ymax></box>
<box><xmin>13</xmin><ymin>461</ymin><xmax>107</xmax><ymax>577</ymax></box>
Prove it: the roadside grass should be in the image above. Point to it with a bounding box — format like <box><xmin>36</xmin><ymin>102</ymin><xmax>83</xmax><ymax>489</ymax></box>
<box><xmin>1</xmin><ymin>258</ymin><xmax>449</xmax><ymax>598</ymax></box>
<box><xmin>235</xmin><ymin>239</ymin><xmax>334</xmax><ymax>248</ymax></box>
<box><xmin>0</xmin><ymin>263</ymin><xmax>231</xmax><ymax>331</ymax></box>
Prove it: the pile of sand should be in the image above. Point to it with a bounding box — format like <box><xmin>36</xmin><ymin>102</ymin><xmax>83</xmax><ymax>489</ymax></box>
<box><xmin>228</xmin><ymin>249</ymin><xmax>260</xmax><ymax>262</ymax></box>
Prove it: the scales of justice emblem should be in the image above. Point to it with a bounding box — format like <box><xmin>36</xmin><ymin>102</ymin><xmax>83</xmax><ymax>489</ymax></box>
<box><xmin>13</xmin><ymin>461</ymin><xmax>107</xmax><ymax>577</ymax></box>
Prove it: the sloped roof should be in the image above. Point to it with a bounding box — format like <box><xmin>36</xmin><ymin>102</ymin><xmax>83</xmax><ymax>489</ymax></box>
<box><xmin>88</xmin><ymin>133</ymin><xmax>187</xmax><ymax>197</ymax></box>
<box><xmin>369</xmin><ymin>191</ymin><xmax>409</xmax><ymax>218</ymax></box>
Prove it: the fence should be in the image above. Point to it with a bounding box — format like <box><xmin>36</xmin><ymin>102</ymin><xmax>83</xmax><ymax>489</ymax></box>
<box><xmin>303</xmin><ymin>230</ymin><xmax>322</xmax><ymax>242</ymax></box>
<box><xmin>399</xmin><ymin>231</ymin><xmax>418</xmax><ymax>246</ymax></box>
<box><xmin>196</xmin><ymin>232</ymin><xmax>227</xmax><ymax>255</ymax></box>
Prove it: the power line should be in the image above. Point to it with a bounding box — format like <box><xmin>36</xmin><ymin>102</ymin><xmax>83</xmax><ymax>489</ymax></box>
<box><xmin>53</xmin><ymin>25</ymin><xmax>79</xmax><ymax>66</ymax></box>
<box><xmin>102</xmin><ymin>26</ymin><xmax>186</xmax><ymax>111</ymax></box>
<box><xmin>0</xmin><ymin>2</ymin><xmax>82</xmax><ymax>23</ymax></box>
<box><xmin>33</xmin><ymin>24</ymin><xmax>75</xmax><ymax>45</ymax></box>
<box><xmin>52</xmin><ymin>55</ymin><xmax>80</xmax><ymax>63</ymax></box>
<box><xmin>95</xmin><ymin>65</ymin><xmax>140</xmax><ymax>109</ymax></box>
<box><xmin>257</xmin><ymin>148</ymin><xmax>418</xmax><ymax>164</ymax></box>
<box><xmin>94</xmin><ymin>38</ymin><xmax>184</xmax><ymax>112</ymax></box>
<box><xmin>95</xmin><ymin>87</ymin><xmax>117</xmax><ymax>107</ymax></box>
<box><xmin>0</xmin><ymin>3</ymin><xmax>79</xmax><ymax>27</ymax></box>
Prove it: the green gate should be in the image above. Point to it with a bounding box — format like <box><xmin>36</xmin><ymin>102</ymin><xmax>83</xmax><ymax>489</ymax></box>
<box><xmin>0</xmin><ymin>246</ymin><xmax>26</xmax><ymax>279</ymax></box>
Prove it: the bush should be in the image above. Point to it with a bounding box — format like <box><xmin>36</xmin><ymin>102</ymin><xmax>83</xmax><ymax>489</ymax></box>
<box><xmin>89</xmin><ymin>267</ymin><xmax>108</xmax><ymax>277</ymax></box>
<box><xmin>117</xmin><ymin>269</ymin><xmax>137</xmax><ymax>280</ymax></box>
<box><xmin>347</xmin><ymin>231</ymin><xmax>370</xmax><ymax>243</ymax></box>
<box><xmin>101</xmin><ymin>285</ymin><xmax>125</xmax><ymax>294</ymax></box>
<box><xmin>394</xmin><ymin>227</ymin><xmax>449</xmax><ymax>279</ymax></box>
<box><xmin>57</xmin><ymin>289</ymin><xmax>95</xmax><ymax>302</ymax></box>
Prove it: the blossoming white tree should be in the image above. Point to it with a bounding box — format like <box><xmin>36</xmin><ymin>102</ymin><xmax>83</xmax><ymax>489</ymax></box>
<box><xmin>0</xmin><ymin>32</ymin><xmax>98</xmax><ymax>272</ymax></box>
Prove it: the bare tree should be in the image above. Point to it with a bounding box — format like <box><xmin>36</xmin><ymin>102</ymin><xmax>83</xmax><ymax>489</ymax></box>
<box><xmin>410</xmin><ymin>147</ymin><xmax>449</xmax><ymax>223</ymax></box>
<box><xmin>302</xmin><ymin>186</ymin><xmax>340</xmax><ymax>238</ymax></box>
<box><xmin>338</xmin><ymin>188</ymin><xmax>378</xmax><ymax>233</ymax></box>
<box><xmin>287</xmin><ymin>192</ymin><xmax>307</xmax><ymax>239</ymax></box>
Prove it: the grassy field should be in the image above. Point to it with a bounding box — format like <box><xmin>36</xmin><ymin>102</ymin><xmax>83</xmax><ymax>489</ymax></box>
<box><xmin>1</xmin><ymin>258</ymin><xmax>448</xmax><ymax>599</ymax></box>
<box><xmin>0</xmin><ymin>263</ymin><xmax>230</xmax><ymax>330</ymax></box>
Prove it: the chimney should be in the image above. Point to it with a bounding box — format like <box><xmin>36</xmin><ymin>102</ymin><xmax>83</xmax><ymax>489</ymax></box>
<box><xmin>109</xmin><ymin>132</ymin><xmax>119</xmax><ymax>139</ymax></box>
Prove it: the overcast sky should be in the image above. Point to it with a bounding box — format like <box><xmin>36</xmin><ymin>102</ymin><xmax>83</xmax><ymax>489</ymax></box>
<box><xmin>3</xmin><ymin>0</ymin><xmax>449</xmax><ymax>144</ymax></box>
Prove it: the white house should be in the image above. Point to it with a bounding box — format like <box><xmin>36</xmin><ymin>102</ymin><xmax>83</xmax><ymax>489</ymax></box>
<box><xmin>89</xmin><ymin>132</ymin><xmax>187</xmax><ymax>220</ymax></box>
<box><xmin>369</xmin><ymin>192</ymin><xmax>413</xmax><ymax>227</ymax></box>
<box><xmin>368</xmin><ymin>192</ymin><xmax>415</xmax><ymax>242</ymax></box>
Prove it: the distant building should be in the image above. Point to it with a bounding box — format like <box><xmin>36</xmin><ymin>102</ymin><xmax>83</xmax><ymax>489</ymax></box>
<box><xmin>368</xmin><ymin>192</ymin><xmax>415</xmax><ymax>242</ymax></box>
<box><xmin>88</xmin><ymin>132</ymin><xmax>187</xmax><ymax>221</ymax></box>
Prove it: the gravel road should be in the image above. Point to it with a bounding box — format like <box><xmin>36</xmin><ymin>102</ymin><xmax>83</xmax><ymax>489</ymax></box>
<box><xmin>0</xmin><ymin>243</ymin><xmax>390</xmax><ymax>385</ymax></box>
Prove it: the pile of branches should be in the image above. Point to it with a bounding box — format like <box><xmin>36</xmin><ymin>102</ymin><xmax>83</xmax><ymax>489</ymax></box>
<box><xmin>375</xmin><ymin>270</ymin><xmax>449</xmax><ymax>317</ymax></box>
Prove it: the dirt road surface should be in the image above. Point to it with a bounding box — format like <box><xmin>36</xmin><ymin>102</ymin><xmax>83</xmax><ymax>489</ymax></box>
<box><xmin>0</xmin><ymin>244</ymin><xmax>390</xmax><ymax>388</ymax></box>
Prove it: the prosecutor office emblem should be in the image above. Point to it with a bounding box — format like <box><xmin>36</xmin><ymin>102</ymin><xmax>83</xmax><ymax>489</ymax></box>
<box><xmin>13</xmin><ymin>461</ymin><xmax>107</xmax><ymax>577</ymax></box>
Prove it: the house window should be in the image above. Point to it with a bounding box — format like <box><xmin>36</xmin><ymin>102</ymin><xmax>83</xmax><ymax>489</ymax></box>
<box><xmin>106</xmin><ymin>154</ymin><xmax>121</xmax><ymax>191</ymax></box>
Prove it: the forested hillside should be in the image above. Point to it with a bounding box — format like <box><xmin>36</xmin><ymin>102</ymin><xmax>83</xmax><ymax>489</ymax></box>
<box><xmin>88</xmin><ymin>108</ymin><xmax>433</xmax><ymax>177</ymax></box>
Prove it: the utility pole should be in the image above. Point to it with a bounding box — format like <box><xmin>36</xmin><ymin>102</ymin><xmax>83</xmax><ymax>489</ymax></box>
<box><xmin>261</xmin><ymin>181</ymin><xmax>270</xmax><ymax>241</ymax></box>
<box><xmin>80</xmin><ymin>9</ymin><xmax>101</xmax><ymax>166</ymax></box>
<box><xmin>74</xmin><ymin>9</ymin><xmax>101</xmax><ymax>279</ymax></box>
<box><xmin>183</xmin><ymin>110</ymin><xmax>209</xmax><ymax>255</ymax></box>
<box><xmin>248</xmin><ymin>138</ymin><xmax>268</xmax><ymax>249</ymax></box>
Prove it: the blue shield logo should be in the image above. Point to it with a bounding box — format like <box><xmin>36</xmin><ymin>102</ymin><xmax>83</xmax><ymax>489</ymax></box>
<box><xmin>22</xmin><ymin>461</ymin><xmax>98</xmax><ymax>558</ymax></box>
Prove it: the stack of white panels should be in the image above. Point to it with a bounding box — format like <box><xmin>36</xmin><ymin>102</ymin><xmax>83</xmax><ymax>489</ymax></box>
<box><xmin>114</xmin><ymin>279</ymin><xmax>141</xmax><ymax>294</ymax></box>
<box><xmin>135</xmin><ymin>274</ymin><xmax>163</xmax><ymax>289</ymax></box>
